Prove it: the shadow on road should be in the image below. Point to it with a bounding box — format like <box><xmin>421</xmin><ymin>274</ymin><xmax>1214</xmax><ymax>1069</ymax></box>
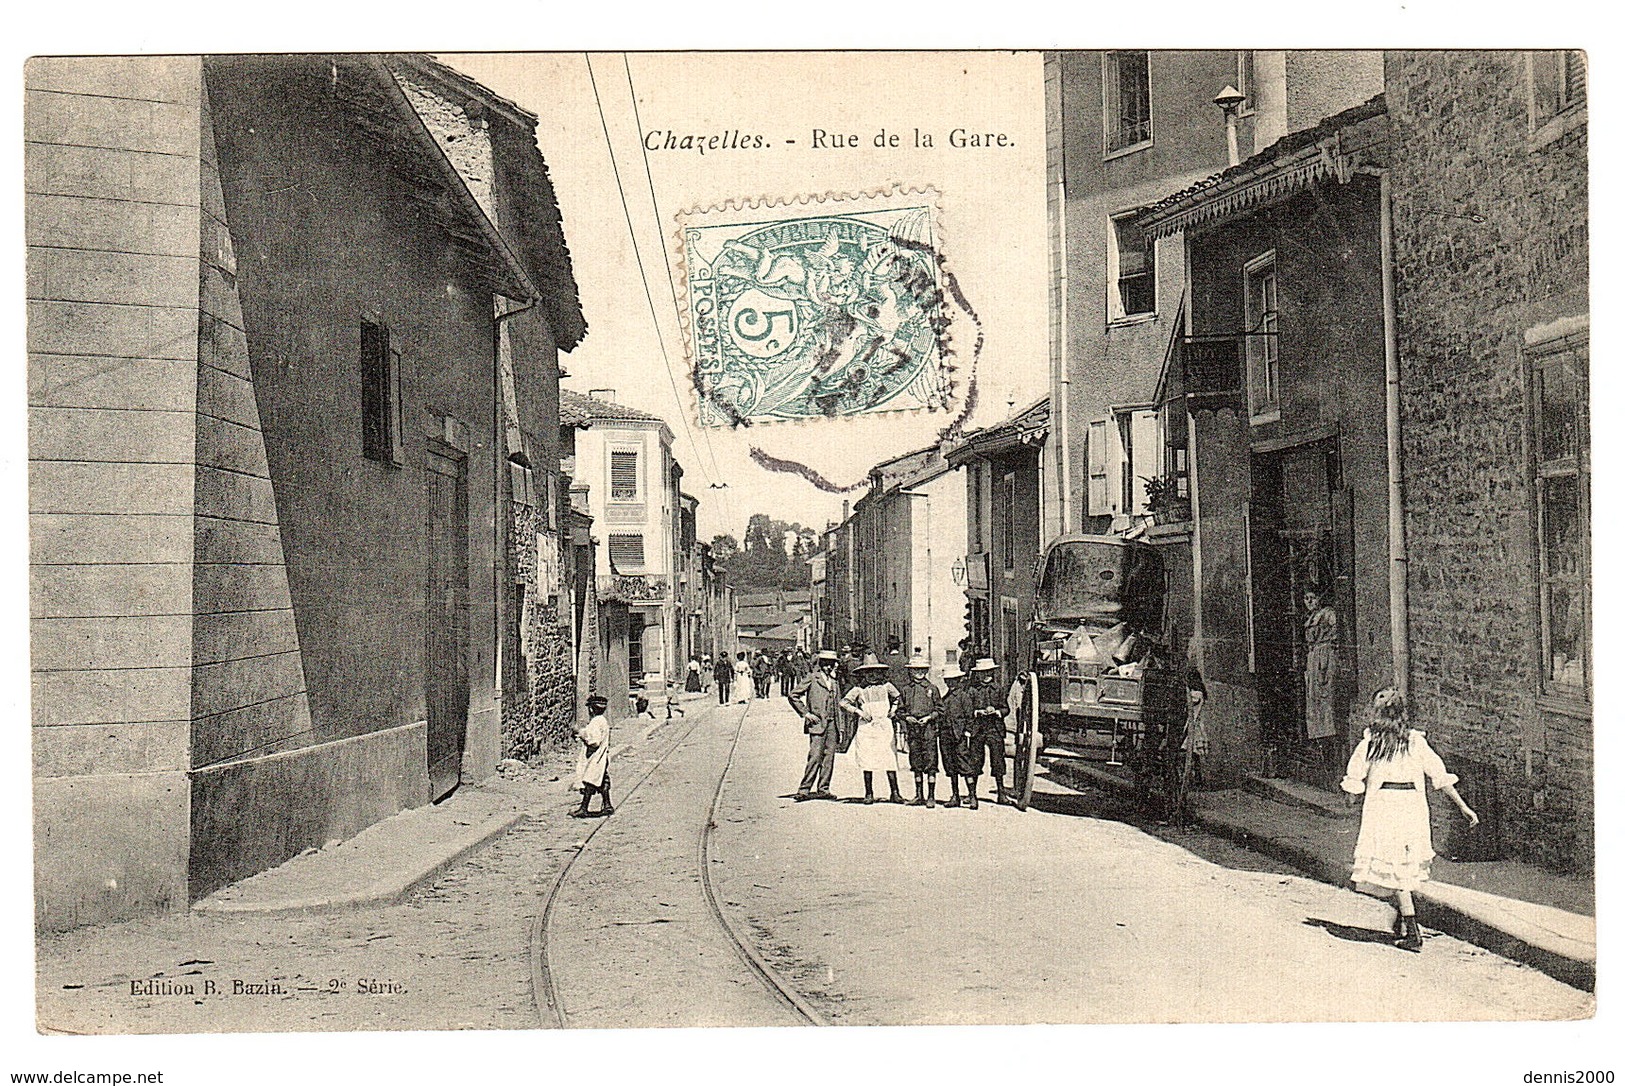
<box><xmin>1302</xmin><ymin>917</ymin><xmax>1396</xmax><ymax>945</ymax></box>
<box><xmin>1028</xmin><ymin>772</ymin><xmax>1302</xmax><ymax>877</ymax></box>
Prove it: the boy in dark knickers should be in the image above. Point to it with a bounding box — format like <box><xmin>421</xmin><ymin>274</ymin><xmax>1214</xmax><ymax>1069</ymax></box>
<box><xmin>936</xmin><ymin>665</ymin><xmax>970</xmax><ymax>807</ymax></box>
<box><xmin>898</xmin><ymin>654</ymin><xmax>944</xmax><ymax>807</ymax></box>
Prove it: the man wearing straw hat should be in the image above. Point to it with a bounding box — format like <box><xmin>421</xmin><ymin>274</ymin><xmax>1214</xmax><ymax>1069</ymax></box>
<box><xmin>786</xmin><ymin>649</ymin><xmax>843</xmax><ymax>801</ymax></box>
<box><xmin>964</xmin><ymin>658</ymin><xmax>1010</xmax><ymax>807</ymax></box>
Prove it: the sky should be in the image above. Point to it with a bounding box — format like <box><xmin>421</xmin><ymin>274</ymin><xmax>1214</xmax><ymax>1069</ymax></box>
<box><xmin>441</xmin><ymin>51</ymin><xmax>1049</xmax><ymax>543</ymax></box>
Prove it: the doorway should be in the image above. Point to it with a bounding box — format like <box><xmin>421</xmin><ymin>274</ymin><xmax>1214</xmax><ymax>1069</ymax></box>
<box><xmin>425</xmin><ymin>445</ymin><xmax>469</xmax><ymax>801</ymax></box>
<box><xmin>1248</xmin><ymin>439</ymin><xmax>1354</xmax><ymax>787</ymax></box>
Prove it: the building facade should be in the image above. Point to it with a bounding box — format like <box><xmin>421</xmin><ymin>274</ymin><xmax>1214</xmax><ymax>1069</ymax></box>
<box><xmin>392</xmin><ymin>56</ymin><xmax>588</xmax><ymax>759</ymax></box>
<box><xmin>1140</xmin><ymin>96</ymin><xmax>1392</xmax><ymax>790</ymax></box>
<box><xmin>1386</xmin><ymin>50</ymin><xmax>1590</xmax><ymax>872</ymax></box>
<box><xmin>945</xmin><ymin>399</ymin><xmax>1049</xmax><ymax>679</ymax></box>
<box><xmin>28</xmin><ymin>54</ymin><xmax>564</xmax><ymax>928</ymax></box>
<box><xmin>561</xmin><ymin>388</ymin><xmax>680</xmax><ymax>715</ymax></box>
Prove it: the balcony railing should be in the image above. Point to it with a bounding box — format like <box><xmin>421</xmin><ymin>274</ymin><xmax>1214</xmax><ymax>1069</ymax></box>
<box><xmin>598</xmin><ymin>573</ymin><xmax>669</xmax><ymax>604</ymax></box>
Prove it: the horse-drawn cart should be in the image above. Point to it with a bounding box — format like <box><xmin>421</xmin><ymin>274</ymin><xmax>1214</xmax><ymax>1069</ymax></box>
<box><xmin>1010</xmin><ymin>534</ymin><xmax>1186</xmax><ymax>812</ymax></box>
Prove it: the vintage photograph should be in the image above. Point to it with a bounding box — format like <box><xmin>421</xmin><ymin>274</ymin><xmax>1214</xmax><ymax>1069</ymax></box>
<box><xmin>17</xmin><ymin>32</ymin><xmax>1600</xmax><ymax>1078</ymax></box>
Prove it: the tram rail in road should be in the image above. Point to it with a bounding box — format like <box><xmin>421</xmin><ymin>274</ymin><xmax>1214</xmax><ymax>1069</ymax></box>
<box><xmin>530</xmin><ymin>698</ymin><xmax>826</xmax><ymax>1028</ymax></box>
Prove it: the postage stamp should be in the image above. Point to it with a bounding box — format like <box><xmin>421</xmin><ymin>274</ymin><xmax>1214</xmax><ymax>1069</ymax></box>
<box><xmin>675</xmin><ymin>188</ymin><xmax>954</xmax><ymax>426</ymax></box>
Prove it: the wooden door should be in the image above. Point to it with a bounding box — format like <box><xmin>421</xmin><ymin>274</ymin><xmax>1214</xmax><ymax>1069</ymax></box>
<box><xmin>425</xmin><ymin>447</ymin><xmax>469</xmax><ymax>801</ymax></box>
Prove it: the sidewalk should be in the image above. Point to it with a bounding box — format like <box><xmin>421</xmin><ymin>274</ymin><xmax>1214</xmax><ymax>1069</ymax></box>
<box><xmin>192</xmin><ymin>694</ymin><xmax>718</xmax><ymax>919</ymax></box>
<box><xmin>1045</xmin><ymin>760</ymin><xmax>1596</xmax><ymax>992</ymax></box>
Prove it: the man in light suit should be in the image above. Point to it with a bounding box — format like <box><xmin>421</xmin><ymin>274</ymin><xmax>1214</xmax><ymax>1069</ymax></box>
<box><xmin>787</xmin><ymin>650</ymin><xmax>843</xmax><ymax>801</ymax></box>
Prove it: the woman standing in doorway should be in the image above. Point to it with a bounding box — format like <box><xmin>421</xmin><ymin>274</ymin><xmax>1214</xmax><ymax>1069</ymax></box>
<box><xmin>1341</xmin><ymin>688</ymin><xmax>1478</xmax><ymax>952</ymax></box>
<box><xmin>1302</xmin><ymin>586</ymin><xmax>1340</xmax><ymax>780</ymax></box>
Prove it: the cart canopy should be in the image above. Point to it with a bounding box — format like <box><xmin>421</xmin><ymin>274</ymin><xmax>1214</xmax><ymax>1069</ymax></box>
<box><xmin>1034</xmin><ymin>535</ymin><xmax>1163</xmax><ymax>631</ymax></box>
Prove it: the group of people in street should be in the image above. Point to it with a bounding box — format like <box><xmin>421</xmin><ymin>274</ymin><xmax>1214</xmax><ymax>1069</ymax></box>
<box><xmin>574</xmin><ymin>613</ymin><xmax>1475</xmax><ymax>957</ymax></box>
<box><xmin>695</xmin><ymin>648</ymin><xmax>814</xmax><ymax>706</ymax></box>
<box><xmin>786</xmin><ymin>649</ymin><xmax>1013</xmax><ymax>808</ymax></box>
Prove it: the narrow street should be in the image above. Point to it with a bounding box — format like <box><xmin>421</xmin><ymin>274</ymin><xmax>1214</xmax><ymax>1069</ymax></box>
<box><xmin>37</xmin><ymin>692</ymin><xmax>1591</xmax><ymax>1033</ymax></box>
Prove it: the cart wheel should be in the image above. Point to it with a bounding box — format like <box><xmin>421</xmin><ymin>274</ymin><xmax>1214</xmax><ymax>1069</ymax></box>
<box><xmin>1013</xmin><ymin>672</ymin><xmax>1039</xmax><ymax>811</ymax></box>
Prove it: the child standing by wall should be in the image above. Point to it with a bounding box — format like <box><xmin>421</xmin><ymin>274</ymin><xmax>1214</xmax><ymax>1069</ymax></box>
<box><xmin>1341</xmin><ymin>687</ymin><xmax>1478</xmax><ymax>951</ymax></box>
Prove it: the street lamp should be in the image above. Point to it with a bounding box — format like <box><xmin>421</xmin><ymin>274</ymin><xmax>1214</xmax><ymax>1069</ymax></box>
<box><xmin>1214</xmin><ymin>84</ymin><xmax>1246</xmax><ymax>167</ymax></box>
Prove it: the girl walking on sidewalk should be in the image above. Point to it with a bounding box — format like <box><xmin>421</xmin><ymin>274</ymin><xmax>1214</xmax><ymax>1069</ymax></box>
<box><xmin>1341</xmin><ymin>687</ymin><xmax>1478</xmax><ymax>951</ymax></box>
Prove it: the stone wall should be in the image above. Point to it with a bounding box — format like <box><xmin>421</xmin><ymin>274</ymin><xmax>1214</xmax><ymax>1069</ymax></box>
<box><xmin>1386</xmin><ymin>51</ymin><xmax>1590</xmax><ymax>872</ymax></box>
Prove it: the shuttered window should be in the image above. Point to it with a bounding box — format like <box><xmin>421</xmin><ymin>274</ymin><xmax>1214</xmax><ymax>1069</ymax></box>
<box><xmin>361</xmin><ymin>319</ymin><xmax>403</xmax><ymax>466</ymax></box>
<box><xmin>609</xmin><ymin>532</ymin><xmax>645</xmax><ymax>572</ymax></box>
<box><xmin>610</xmin><ymin>449</ymin><xmax>640</xmax><ymax>502</ymax></box>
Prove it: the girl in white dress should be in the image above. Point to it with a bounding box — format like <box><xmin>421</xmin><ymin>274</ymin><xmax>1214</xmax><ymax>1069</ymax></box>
<box><xmin>839</xmin><ymin>655</ymin><xmax>904</xmax><ymax>804</ymax></box>
<box><xmin>1341</xmin><ymin>688</ymin><xmax>1478</xmax><ymax>951</ymax></box>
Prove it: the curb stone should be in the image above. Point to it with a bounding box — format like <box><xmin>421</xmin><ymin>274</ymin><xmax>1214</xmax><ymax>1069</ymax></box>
<box><xmin>1042</xmin><ymin>759</ymin><xmax>1594</xmax><ymax>992</ymax></box>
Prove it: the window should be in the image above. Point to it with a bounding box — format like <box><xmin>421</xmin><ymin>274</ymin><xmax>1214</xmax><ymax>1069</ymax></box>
<box><xmin>1236</xmin><ymin>50</ymin><xmax>1256</xmax><ymax>115</ymax></box>
<box><xmin>360</xmin><ymin>319</ymin><xmax>403</xmax><ymax>465</ymax></box>
<box><xmin>609</xmin><ymin>448</ymin><xmax>640</xmax><ymax>502</ymax></box>
<box><xmin>1530</xmin><ymin>326</ymin><xmax>1589</xmax><ymax>700</ymax></box>
<box><xmin>628</xmin><ymin>619</ymin><xmax>645</xmax><ymax>679</ymax></box>
<box><xmin>1109</xmin><ymin>212</ymin><xmax>1156</xmax><ymax>320</ymax></box>
<box><xmin>967</xmin><ymin>461</ymin><xmax>983</xmax><ymax>552</ymax></box>
<box><xmin>1531</xmin><ymin>50</ymin><xmax>1586</xmax><ymax>121</ymax></box>
<box><xmin>609</xmin><ymin>532</ymin><xmax>646</xmax><ymax>572</ymax></box>
<box><xmin>1103</xmin><ymin>50</ymin><xmax>1152</xmax><ymax>154</ymax></box>
<box><xmin>1001</xmin><ymin>471</ymin><xmax>1017</xmax><ymax>571</ymax></box>
<box><xmin>1244</xmin><ymin>251</ymin><xmax>1279</xmax><ymax>421</ymax></box>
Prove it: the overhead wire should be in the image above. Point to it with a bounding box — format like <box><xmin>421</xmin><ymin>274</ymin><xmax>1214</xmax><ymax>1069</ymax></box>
<box><xmin>622</xmin><ymin>53</ymin><xmax>729</xmax><ymax>491</ymax></box>
<box><xmin>582</xmin><ymin>52</ymin><xmax>737</xmax><ymax>534</ymax></box>
<box><xmin>578</xmin><ymin>55</ymin><xmax>718</xmax><ymax>490</ymax></box>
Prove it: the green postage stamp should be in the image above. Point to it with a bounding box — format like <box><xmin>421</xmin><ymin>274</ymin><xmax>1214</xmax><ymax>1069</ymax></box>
<box><xmin>676</xmin><ymin>188</ymin><xmax>954</xmax><ymax>426</ymax></box>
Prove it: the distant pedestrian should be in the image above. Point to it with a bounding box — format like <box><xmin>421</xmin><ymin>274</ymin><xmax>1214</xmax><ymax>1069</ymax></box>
<box><xmin>634</xmin><ymin>695</ymin><xmax>657</xmax><ymax>720</ymax></box>
<box><xmin>685</xmin><ymin>655</ymin><xmax>703</xmax><ymax>693</ymax></box>
<box><xmin>898</xmin><ymin>654</ymin><xmax>944</xmax><ymax>806</ymax></box>
<box><xmin>777</xmin><ymin>650</ymin><xmax>796</xmax><ymax>697</ymax></box>
<box><xmin>753</xmin><ymin>651</ymin><xmax>773</xmax><ymax>698</ymax></box>
<box><xmin>701</xmin><ymin>654</ymin><xmax>714</xmax><ymax>692</ymax></box>
<box><xmin>571</xmin><ymin>695</ymin><xmax>613</xmax><ymax>818</ymax></box>
<box><xmin>964</xmin><ymin>658</ymin><xmax>1010</xmax><ymax>807</ymax></box>
<box><xmin>936</xmin><ymin>664</ymin><xmax>970</xmax><ymax>808</ymax></box>
<box><xmin>1341</xmin><ymin>687</ymin><xmax>1478</xmax><ymax>952</ymax></box>
<box><xmin>839</xmin><ymin>654</ymin><xmax>904</xmax><ymax>804</ymax></box>
<box><xmin>714</xmin><ymin>654</ymin><xmax>733</xmax><ymax>705</ymax></box>
<box><xmin>734</xmin><ymin>652</ymin><xmax>752</xmax><ymax>704</ymax></box>
<box><xmin>787</xmin><ymin>649</ymin><xmax>842</xmax><ymax>801</ymax></box>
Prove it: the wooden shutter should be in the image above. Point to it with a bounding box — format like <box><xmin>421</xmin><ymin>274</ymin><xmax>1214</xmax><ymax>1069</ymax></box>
<box><xmin>610</xmin><ymin>450</ymin><xmax>639</xmax><ymax>501</ymax></box>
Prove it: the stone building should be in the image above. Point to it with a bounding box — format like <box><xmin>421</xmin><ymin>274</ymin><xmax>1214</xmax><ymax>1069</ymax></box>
<box><xmin>1139</xmin><ymin>96</ymin><xmax>1392</xmax><ymax>790</ymax></box>
<box><xmin>1385</xmin><ymin>51</ymin><xmax>1590</xmax><ymax>872</ymax></box>
<box><xmin>390</xmin><ymin>56</ymin><xmax>588</xmax><ymax>758</ymax></box>
<box><xmin>842</xmin><ymin>445</ymin><xmax>967</xmax><ymax>678</ymax></box>
<box><xmin>27</xmin><ymin>54</ymin><xmax>579</xmax><ymax>928</ymax></box>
